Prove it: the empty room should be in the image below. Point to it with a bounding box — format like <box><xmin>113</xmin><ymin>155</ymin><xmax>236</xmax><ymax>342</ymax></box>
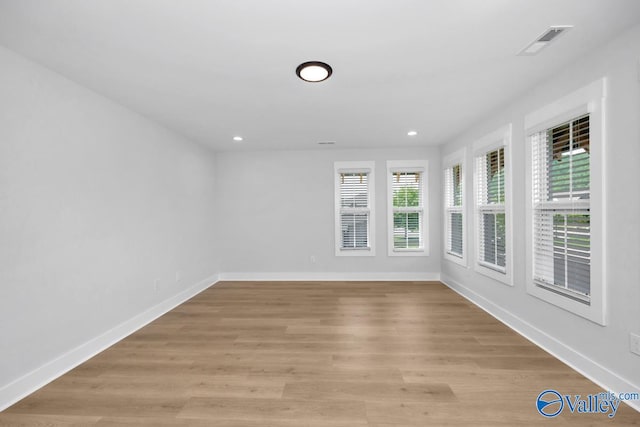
<box><xmin>1</xmin><ymin>0</ymin><xmax>639</xmax><ymax>425</ymax></box>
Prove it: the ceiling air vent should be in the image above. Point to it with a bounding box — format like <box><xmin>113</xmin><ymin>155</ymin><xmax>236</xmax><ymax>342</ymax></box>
<box><xmin>518</xmin><ymin>25</ymin><xmax>573</xmax><ymax>56</ymax></box>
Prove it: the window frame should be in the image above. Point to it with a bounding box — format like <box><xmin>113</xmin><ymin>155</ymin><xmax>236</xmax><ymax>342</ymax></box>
<box><xmin>473</xmin><ymin>124</ymin><xmax>513</xmax><ymax>286</ymax></box>
<box><xmin>524</xmin><ymin>78</ymin><xmax>606</xmax><ymax>325</ymax></box>
<box><xmin>386</xmin><ymin>160</ymin><xmax>429</xmax><ymax>257</ymax></box>
<box><xmin>334</xmin><ymin>161</ymin><xmax>376</xmax><ymax>257</ymax></box>
<box><xmin>443</xmin><ymin>149</ymin><xmax>467</xmax><ymax>267</ymax></box>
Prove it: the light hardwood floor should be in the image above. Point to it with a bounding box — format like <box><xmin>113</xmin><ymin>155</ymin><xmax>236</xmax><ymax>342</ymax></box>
<box><xmin>1</xmin><ymin>281</ymin><xmax>639</xmax><ymax>426</ymax></box>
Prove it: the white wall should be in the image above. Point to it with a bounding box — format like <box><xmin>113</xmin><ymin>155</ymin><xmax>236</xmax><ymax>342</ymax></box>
<box><xmin>440</xmin><ymin>24</ymin><xmax>640</xmax><ymax>395</ymax></box>
<box><xmin>215</xmin><ymin>147</ymin><xmax>441</xmax><ymax>280</ymax></box>
<box><xmin>0</xmin><ymin>46</ymin><xmax>219</xmax><ymax>402</ymax></box>
<box><xmin>2</xmin><ymin>18</ymin><xmax>638</xmax><ymax>413</ymax></box>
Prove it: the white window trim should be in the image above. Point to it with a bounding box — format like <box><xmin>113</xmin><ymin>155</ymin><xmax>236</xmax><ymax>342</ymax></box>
<box><xmin>473</xmin><ymin>124</ymin><xmax>513</xmax><ymax>286</ymax></box>
<box><xmin>524</xmin><ymin>78</ymin><xmax>606</xmax><ymax>325</ymax></box>
<box><xmin>443</xmin><ymin>148</ymin><xmax>467</xmax><ymax>267</ymax></box>
<box><xmin>334</xmin><ymin>161</ymin><xmax>376</xmax><ymax>256</ymax></box>
<box><xmin>386</xmin><ymin>160</ymin><xmax>429</xmax><ymax>257</ymax></box>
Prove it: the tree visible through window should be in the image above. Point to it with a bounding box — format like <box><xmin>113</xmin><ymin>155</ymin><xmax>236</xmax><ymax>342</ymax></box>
<box><xmin>392</xmin><ymin>172</ymin><xmax>424</xmax><ymax>250</ymax></box>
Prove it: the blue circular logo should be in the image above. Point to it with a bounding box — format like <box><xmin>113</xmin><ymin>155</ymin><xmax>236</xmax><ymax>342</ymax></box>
<box><xmin>536</xmin><ymin>389</ymin><xmax>564</xmax><ymax>417</ymax></box>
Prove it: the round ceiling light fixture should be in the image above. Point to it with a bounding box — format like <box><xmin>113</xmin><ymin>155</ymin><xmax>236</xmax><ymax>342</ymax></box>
<box><xmin>296</xmin><ymin>61</ymin><xmax>333</xmax><ymax>82</ymax></box>
<box><xmin>407</xmin><ymin>130</ymin><xmax>418</xmax><ymax>136</ymax></box>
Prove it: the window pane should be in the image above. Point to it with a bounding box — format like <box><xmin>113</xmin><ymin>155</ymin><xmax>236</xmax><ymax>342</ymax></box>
<box><xmin>340</xmin><ymin>173</ymin><xmax>368</xmax><ymax>208</ymax></box>
<box><xmin>341</xmin><ymin>213</ymin><xmax>369</xmax><ymax>249</ymax></box>
<box><xmin>452</xmin><ymin>164</ymin><xmax>462</xmax><ymax>207</ymax></box>
<box><xmin>479</xmin><ymin>212</ymin><xmax>505</xmax><ymax>268</ymax></box>
<box><xmin>392</xmin><ymin>172</ymin><xmax>422</xmax><ymax>207</ymax></box>
<box><xmin>481</xmin><ymin>213</ymin><xmax>496</xmax><ymax>264</ymax></box>
<box><xmin>449</xmin><ymin>212</ymin><xmax>463</xmax><ymax>256</ymax></box>
<box><xmin>547</xmin><ymin>115</ymin><xmax>590</xmax><ymax>201</ymax></box>
<box><xmin>485</xmin><ymin>148</ymin><xmax>505</xmax><ymax>204</ymax></box>
<box><xmin>533</xmin><ymin>210</ymin><xmax>590</xmax><ymax>296</ymax></box>
<box><xmin>553</xmin><ymin>213</ymin><xmax>590</xmax><ymax>295</ymax></box>
<box><xmin>393</xmin><ymin>212</ymin><xmax>422</xmax><ymax>249</ymax></box>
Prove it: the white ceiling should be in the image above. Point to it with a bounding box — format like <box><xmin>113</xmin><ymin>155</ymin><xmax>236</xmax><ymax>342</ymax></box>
<box><xmin>1</xmin><ymin>0</ymin><xmax>639</xmax><ymax>151</ymax></box>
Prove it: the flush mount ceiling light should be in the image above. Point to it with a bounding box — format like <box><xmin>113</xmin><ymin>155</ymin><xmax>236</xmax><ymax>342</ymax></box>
<box><xmin>296</xmin><ymin>61</ymin><xmax>333</xmax><ymax>82</ymax></box>
<box><xmin>407</xmin><ymin>131</ymin><xmax>418</xmax><ymax>136</ymax></box>
<box><xmin>518</xmin><ymin>25</ymin><xmax>573</xmax><ymax>56</ymax></box>
<box><xmin>233</xmin><ymin>136</ymin><xmax>243</xmax><ymax>142</ymax></box>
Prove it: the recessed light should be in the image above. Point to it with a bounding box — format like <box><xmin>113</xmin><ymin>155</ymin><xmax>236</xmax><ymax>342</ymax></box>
<box><xmin>296</xmin><ymin>61</ymin><xmax>333</xmax><ymax>82</ymax></box>
<box><xmin>407</xmin><ymin>131</ymin><xmax>418</xmax><ymax>136</ymax></box>
<box><xmin>233</xmin><ymin>136</ymin><xmax>243</xmax><ymax>142</ymax></box>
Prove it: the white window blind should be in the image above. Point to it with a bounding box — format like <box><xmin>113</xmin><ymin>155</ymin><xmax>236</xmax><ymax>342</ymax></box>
<box><xmin>532</xmin><ymin>114</ymin><xmax>590</xmax><ymax>301</ymax></box>
<box><xmin>339</xmin><ymin>172</ymin><xmax>370</xmax><ymax>250</ymax></box>
<box><xmin>444</xmin><ymin>164</ymin><xmax>463</xmax><ymax>257</ymax></box>
<box><xmin>475</xmin><ymin>147</ymin><xmax>506</xmax><ymax>272</ymax></box>
<box><xmin>391</xmin><ymin>171</ymin><xmax>424</xmax><ymax>250</ymax></box>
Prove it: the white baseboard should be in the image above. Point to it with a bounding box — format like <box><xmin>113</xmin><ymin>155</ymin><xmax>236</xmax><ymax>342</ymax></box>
<box><xmin>441</xmin><ymin>274</ymin><xmax>640</xmax><ymax>413</ymax></box>
<box><xmin>0</xmin><ymin>273</ymin><xmax>220</xmax><ymax>412</ymax></box>
<box><xmin>218</xmin><ymin>272</ymin><xmax>441</xmax><ymax>281</ymax></box>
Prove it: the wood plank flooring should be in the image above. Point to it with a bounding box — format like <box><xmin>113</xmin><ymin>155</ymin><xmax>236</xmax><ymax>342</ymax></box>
<box><xmin>1</xmin><ymin>281</ymin><xmax>639</xmax><ymax>425</ymax></box>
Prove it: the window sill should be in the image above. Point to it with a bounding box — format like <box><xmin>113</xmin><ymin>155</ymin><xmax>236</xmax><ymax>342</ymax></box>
<box><xmin>526</xmin><ymin>279</ymin><xmax>604</xmax><ymax>325</ymax></box>
<box><xmin>475</xmin><ymin>262</ymin><xmax>512</xmax><ymax>286</ymax></box>
<box><xmin>388</xmin><ymin>248</ymin><xmax>429</xmax><ymax>257</ymax></box>
<box><xmin>335</xmin><ymin>248</ymin><xmax>376</xmax><ymax>257</ymax></box>
<box><xmin>444</xmin><ymin>252</ymin><xmax>467</xmax><ymax>267</ymax></box>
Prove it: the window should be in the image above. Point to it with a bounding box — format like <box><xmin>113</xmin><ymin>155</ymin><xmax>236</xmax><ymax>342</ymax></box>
<box><xmin>476</xmin><ymin>148</ymin><xmax>505</xmax><ymax>270</ymax></box>
<box><xmin>334</xmin><ymin>161</ymin><xmax>375</xmax><ymax>256</ymax></box>
<box><xmin>532</xmin><ymin>115</ymin><xmax>591</xmax><ymax>299</ymax></box>
<box><xmin>444</xmin><ymin>150</ymin><xmax>466</xmax><ymax>266</ymax></box>
<box><xmin>386</xmin><ymin>160</ymin><xmax>428</xmax><ymax>256</ymax></box>
<box><xmin>525</xmin><ymin>78</ymin><xmax>605</xmax><ymax>325</ymax></box>
<box><xmin>473</xmin><ymin>125</ymin><xmax>512</xmax><ymax>285</ymax></box>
